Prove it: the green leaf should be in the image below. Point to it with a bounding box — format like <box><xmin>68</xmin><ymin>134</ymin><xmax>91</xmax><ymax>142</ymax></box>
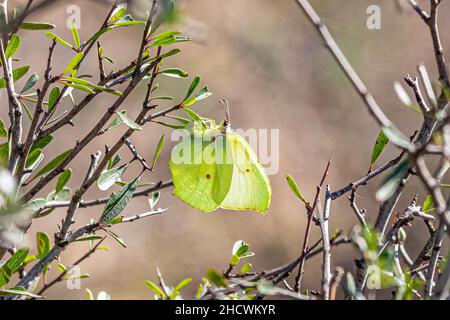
<box><xmin>108</xmin><ymin>154</ymin><xmax>121</xmax><ymax>169</ymax></box>
<box><xmin>5</xmin><ymin>34</ymin><xmax>21</xmax><ymax>59</ymax></box>
<box><xmin>0</xmin><ymin>65</ymin><xmax>31</xmax><ymax>89</ymax></box>
<box><xmin>183</xmin><ymin>87</ymin><xmax>213</xmax><ymax>107</ymax></box>
<box><xmin>20</xmin><ymin>22</ymin><xmax>56</xmax><ymax>30</ymax></box>
<box><xmin>55</xmin><ymin>169</ymin><xmax>72</xmax><ymax>195</ymax></box>
<box><xmin>6</xmin><ymin>248</ymin><xmax>29</xmax><ymax>274</ymax></box>
<box><xmin>71</xmin><ymin>21</ymin><xmax>81</xmax><ymax>49</ymax></box>
<box><xmin>0</xmin><ymin>287</ymin><xmax>41</xmax><ymax>298</ymax></box>
<box><xmin>184</xmin><ymin>107</ymin><xmax>203</xmax><ymax>123</ymax></box>
<box><xmin>370</xmin><ymin>130</ymin><xmax>389</xmax><ymax>166</ymax></box>
<box><xmin>113</xmin><ymin>20</ymin><xmax>145</xmax><ymax>27</ymax></box>
<box><xmin>240</xmin><ymin>263</ymin><xmax>252</xmax><ymax>274</ymax></box>
<box><xmin>75</xmin><ymin>235</ymin><xmax>104</xmax><ymax>242</ymax></box>
<box><xmin>32</xmin><ymin>148</ymin><xmax>73</xmax><ymax>180</ymax></box>
<box><xmin>230</xmin><ymin>254</ymin><xmax>240</xmax><ymax>267</ymax></box>
<box><xmin>183</xmin><ymin>75</ymin><xmax>200</xmax><ymax>102</ymax></box>
<box><xmin>382</xmin><ymin>125</ymin><xmax>413</xmax><ymax>150</ymax></box>
<box><xmin>376</xmin><ymin>160</ymin><xmax>410</xmax><ymax>202</ymax></box>
<box><xmin>63</xmin><ymin>52</ymin><xmax>84</xmax><ymax>75</ymax></box>
<box><xmin>0</xmin><ymin>118</ymin><xmax>7</xmax><ymax>138</ymax></box>
<box><xmin>36</xmin><ymin>232</ymin><xmax>51</xmax><ymax>259</ymax></box>
<box><xmin>286</xmin><ymin>175</ymin><xmax>308</xmax><ymax>205</ymax></box>
<box><xmin>97</xmin><ymin>163</ymin><xmax>129</xmax><ymax>191</ymax></box>
<box><xmin>151</xmin><ymin>135</ymin><xmax>165</xmax><ymax>170</ymax></box>
<box><xmin>116</xmin><ymin>111</ymin><xmax>142</xmax><ymax>130</ymax></box>
<box><xmin>21</xmin><ymin>73</ymin><xmax>39</xmax><ymax>94</ymax></box>
<box><xmin>151</xmin><ymin>121</ymin><xmax>185</xmax><ymax>130</ymax></box>
<box><xmin>422</xmin><ymin>195</ymin><xmax>434</xmax><ymax>213</ymax></box>
<box><xmin>108</xmin><ymin>3</ymin><xmax>127</xmax><ymax>24</ymax></box>
<box><xmin>394</xmin><ymin>81</ymin><xmax>412</xmax><ymax>106</ymax></box>
<box><xmin>174</xmin><ymin>278</ymin><xmax>192</xmax><ymax>293</ymax></box>
<box><xmin>45</xmin><ymin>32</ymin><xmax>74</xmax><ymax>50</ymax></box>
<box><xmin>48</xmin><ymin>86</ymin><xmax>61</xmax><ymax>110</ymax></box>
<box><xmin>257</xmin><ymin>280</ymin><xmax>278</xmax><ymax>295</ymax></box>
<box><xmin>206</xmin><ymin>268</ymin><xmax>227</xmax><ymax>288</ymax></box>
<box><xmin>25</xmin><ymin>148</ymin><xmax>43</xmax><ymax>168</ymax></box>
<box><xmin>148</xmin><ymin>192</ymin><xmax>161</xmax><ymax>210</ymax></box>
<box><xmin>151</xmin><ymin>34</ymin><xmax>191</xmax><ymax>47</ymax></box>
<box><xmin>0</xmin><ymin>142</ymin><xmax>9</xmax><ymax>165</ymax></box>
<box><xmin>104</xmin><ymin>229</ymin><xmax>126</xmax><ymax>248</ymax></box>
<box><xmin>63</xmin><ymin>82</ymin><xmax>95</xmax><ymax>94</ymax></box>
<box><xmin>152</xmin><ymin>30</ymin><xmax>182</xmax><ymax>40</ymax></box>
<box><xmin>145</xmin><ymin>280</ymin><xmax>165</xmax><ymax>298</ymax></box>
<box><xmin>20</xmin><ymin>21</ymin><xmax>56</xmax><ymax>30</ymax></box>
<box><xmin>62</xmin><ymin>76</ymin><xmax>122</xmax><ymax>96</ymax></box>
<box><xmin>100</xmin><ymin>177</ymin><xmax>140</xmax><ymax>223</ymax></box>
<box><xmin>30</xmin><ymin>135</ymin><xmax>53</xmax><ymax>153</ymax></box>
<box><xmin>160</xmin><ymin>68</ymin><xmax>188</xmax><ymax>78</ymax></box>
<box><xmin>23</xmin><ymin>198</ymin><xmax>47</xmax><ymax>211</ymax></box>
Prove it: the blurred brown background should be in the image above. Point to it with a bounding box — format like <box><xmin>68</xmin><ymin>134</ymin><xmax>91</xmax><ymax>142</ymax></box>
<box><xmin>3</xmin><ymin>0</ymin><xmax>449</xmax><ymax>299</ymax></box>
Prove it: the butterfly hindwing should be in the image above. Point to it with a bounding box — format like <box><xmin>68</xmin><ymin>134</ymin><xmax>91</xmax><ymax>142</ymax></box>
<box><xmin>219</xmin><ymin>132</ymin><xmax>272</xmax><ymax>213</ymax></box>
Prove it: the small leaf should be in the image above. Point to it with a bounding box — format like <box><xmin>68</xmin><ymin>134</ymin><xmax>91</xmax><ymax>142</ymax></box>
<box><xmin>160</xmin><ymin>68</ymin><xmax>188</xmax><ymax>78</ymax></box>
<box><xmin>32</xmin><ymin>148</ymin><xmax>73</xmax><ymax>180</ymax></box>
<box><xmin>57</xmin><ymin>263</ymin><xmax>67</xmax><ymax>273</ymax></box>
<box><xmin>183</xmin><ymin>75</ymin><xmax>200</xmax><ymax>102</ymax></box>
<box><xmin>0</xmin><ymin>65</ymin><xmax>31</xmax><ymax>89</ymax></box>
<box><xmin>25</xmin><ymin>148</ymin><xmax>43</xmax><ymax>168</ymax></box>
<box><xmin>286</xmin><ymin>175</ymin><xmax>309</xmax><ymax>205</ymax></box>
<box><xmin>100</xmin><ymin>177</ymin><xmax>140</xmax><ymax>223</ymax></box>
<box><xmin>48</xmin><ymin>86</ymin><xmax>61</xmax><ymax>110</ymax></box>
<box><xmin>370</xmin><ymin>130</ymin><xmax>389</xmax><ymax>166</ymax></box>
<box><xmin>376</xmin><ymin>160</ymin><xmax>410</xmax><ymax>202</ymax></box>
<box><xmin>394</xmin><ymin>81</ymin><xmax>412</xmax><ymax>107</ymax></box>
<box><xmin>230</xmin><ymin>254</ymin><xmax>240</xmax><ymax>267</ymax></box>
<box><xmin>21</xmin><ymin>73</ymin><xmax>39</xmax><ymax>94</ymax></box>
<box><xmin>104</xmin><ymin>229</ymin><xmax>126</xmax><ymax>248</ymax></box>
<box><xmin>63</xmin><ymin>52</ymin><xmax>84</xmax><ymax>75</ymax></box>
<box><xmin>6</xmin><ymin>248</ymin><xmax>29</xmax><ymax>274</ymax></box>
<box><xmin>30</xmin><ymin>135</ymin><xmax>53</xmax><ymax>153</ymax></box>
<box><xmin>55</xmin><ymin>169</ymin><xmax>72</xmax><ymax>195</ymax></box>
<box><xmin>257</xmin><ymin>280</ymin><xmax>278</xmax><ymax>295</ymax></box>
<box><xmin>108</xmin><ymin>154</ymin><xmax>121</xmax><ymax>169</ymax></box>
<box><xmin>63</xmin><ymin>82</ymin><xmax>95</xmax><ymax>94</ymax></box>
<box><xmin>5</xmin><ymin>34</ymin><xmax>21</xmax><ymax>59</ymax></box>
<box><xmin>145</xmin><ymin>280</ymin><xmax>165</xmax><ymax>298</ymax></box>
<box><xmin>45</xmin><ymin>32</ymin><xmax>74</xmax><ymax>50</ymax></box>
<box><xmin>382</xmin><ymin>125</ymin><xmax>413</xmax><ymax>150</ymax></box>
<box><xmin>174</xmin><ymin>278</ymin><xmax>192</xmax><ymax>293</ymax></box>
<box><xmin>36</xmin><ymin>232</ymin><xmax>51</xmax><ymax>259</ymax></box>
<box><xmin>23</xmin><ymin>198</ymin><xmax>47</xmax><ymax>211</ymax></box>
<box><xmin>240</xmin><ymin>263</ymin><xmax>252</xmax><ymax>274</ymax></box>
<box><xmin>97</xmin><ymin>163</ymin><xmax>129</xmax><ymax>191</ymax></box>
<box><xmin>108</xmin><ymin>3</ymin><xmax>127</xmax><ymax>24</ymax></box>
<box><xmin>148</xmin><ymin>192</ymin><xmax>161</xmax><ymax>210</ymax></box>
<box><xmin>116</xmin><ymin>111</ymin><xmax>142</xmax><ymax>130</ymax></box>
<box><xmin>151</xmin><ymin>135</ymin><xmax>165</xmax><ymax>170</ymax></box>
<box><xmin>422</xmin><ymin>195</ymin><xmax>434</xmax><ymax>213</ymax></box>
<box><xmin>20</xmin><ymin>22</ymin><xmax>56</xmax><ymax>30</ymax></box>
<box><xmin>0</xmin><ymin>118</ymin><xmax>7</xmax><ymax>138</ymax></box>
<box><xmin>75</xmin><ymin>235</ymin><xmax>104</xmax><ymax>242</ymax></box>
<box><xmin>206</xmin><ymin>268</ymin><xmax>227</xmax><ymax>288</ymax></box>
<box><xmin>71</xmin><ymin>21</ymin><xmax>81</xmax><ymax>49</ymax></box>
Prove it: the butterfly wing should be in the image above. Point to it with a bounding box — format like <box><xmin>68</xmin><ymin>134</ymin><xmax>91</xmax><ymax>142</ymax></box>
<box><xmin>220</xmin><ymin>132</ymin><xmax>272</xmax><ymax>213</ymax></box>
<box><xmin>169</xmin><ymin>132</ymin><xmax>233</xmax><ymax>212</ymax></box>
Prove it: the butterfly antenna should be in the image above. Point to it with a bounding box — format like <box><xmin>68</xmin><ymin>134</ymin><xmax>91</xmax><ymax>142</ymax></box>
<box><xmin>219</xmin><ymin>99</ymin><xmax>231</xmax><ymax>128</ymax></box>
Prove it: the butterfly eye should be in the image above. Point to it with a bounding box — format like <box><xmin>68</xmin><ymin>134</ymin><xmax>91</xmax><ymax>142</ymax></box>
<box><xmin>206</xmin><ymin>174</ymin><xmax>211</xmax><ymax>179</ymax></box>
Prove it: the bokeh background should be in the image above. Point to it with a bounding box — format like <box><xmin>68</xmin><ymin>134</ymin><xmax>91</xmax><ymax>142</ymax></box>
<box><xmin>3</xmin><ymin>0</ymin><xmax>449</xmax><ymax>299</ymax></box>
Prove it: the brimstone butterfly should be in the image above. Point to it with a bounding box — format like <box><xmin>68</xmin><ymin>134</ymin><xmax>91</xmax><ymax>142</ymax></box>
<box><xmin>169</xmin><ymin>103</ymin><xmax>271</xmax><ymax>213</ymax></box>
